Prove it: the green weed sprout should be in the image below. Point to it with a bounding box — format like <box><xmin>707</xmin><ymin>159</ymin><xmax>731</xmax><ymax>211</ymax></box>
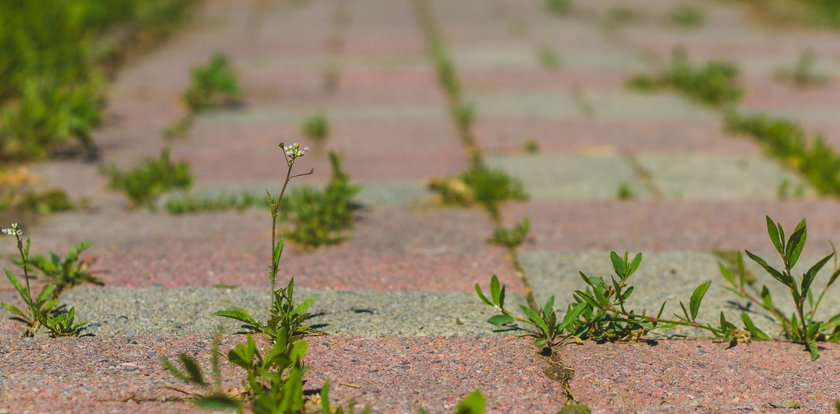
<box><xmin>628</xmin><ymin>51</ymin><xmax>742</xmax><ymax>106</ymax></box>
<box><xmin>0</xmin><ymin>223</ymin><xmax>88</xmax><ymax>337</ymax></box>
<box><xmin>546</xmin><ymin>0</ymin><xmax>571</xmax><ymax>15</ymax></box>
<box><xmin>524</xmin><ymin>140</ymin><xmax>540</xmax><ymax>154</ymax></box>
<box><xmin>14</xmin><ymin>240</ymin><xmax>101</xmax><ymax>294</ymax></box>
<box><xmin>616</xmin><ymin>182</ymin><xmax>635</xmax><ymax>200</ymax></box>
<box><xmin>720</xmin><ymin>216</ymin><xmax>840</xmax><ymax>359</ymax></box>
<box><xmin>107</xmin><ymin>147</ymin><xmax>193</xmax><ymax>207</ymax></box>
<box><xmin>490</xmin><ymin>219</ymin><xmax>530</xmax><ymax>250</ymax></box>
<box><xmin>429</xmin><ymin>164</ymin><xmax>528</xmax><ymax>219</ymax></box>
<box><xmin>183</xmin><ymin>54</ymin><xmax>242</xmax><ymax>112</ymax></box>
<box><xmin>775</xmin><ymin>50</ymin><xmax>828</xmax><ymax>88</ymax></box>
<box><xmin>537</xmin><ymin>47</ymin><xmax>561</xmax><ymax>71</ymax></box>
<box><xmin>670</xmin><ymin>5</ymin><xmax>705</xmax><ymax>27</ymax></box>
<box><xmin>301</xmin><ymin>112</ymin><xmax>330</xmax><ymax>147</ymax></box>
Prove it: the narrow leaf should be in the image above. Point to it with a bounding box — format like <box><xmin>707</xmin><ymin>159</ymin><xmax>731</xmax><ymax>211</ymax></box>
<box><xmin>689</xmin><ymin>281</ymin><xmax>711</xmax><ymax>321</ymax></box>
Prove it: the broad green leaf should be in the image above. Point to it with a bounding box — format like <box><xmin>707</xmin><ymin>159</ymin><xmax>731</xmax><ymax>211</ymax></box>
<box><xmin>610</xmin><ymin>251</ymin><xmax>625</xmax><ymax>277</ymax></box>
<box><xmin>689</xmin><ymin>281</ymin><xmax>711</xmax><ymax>320</ymax></box>
<box><xmin>629</xmin><ymin>253</ymin><xmax>642</xmax><ymax>276</ymax></box>
<box><xmin>214</xmin><ymin>308</ymin><xmax>258</xmax><ymax>326</ymax></box>
<box><xmin>542</xmin><ymin>296</ymin><xmax>555</xmax><ymax>318</ymax></box>
<box><xmin>575</xmin><ymin>291</ymin><xmax>599</xmax><ymax>308</ymax></box>
<box><xmin>828</xmin><ymin>267</ymin><xmax>840</xmax><ymax>288</ymax></box>
<box><xmin>487</xmin><ymin>314</ymin><xmax>515</xmax><ymax>326</ymax></box>
<box><xmin>785</xmin><ymin>219</ymin><xmax>807</xmax><ymax>269</ymax></box>
<box><xmin>806</xmin><ymin>339</ymin><xmax>819</xmax><ymax>360</ymax></box>
<box><xmin>0</xmin><ymin>302</ymin><xmax>27</xmax><ymax>319</ymax></box>
<box><xmin>740</xmin><ymin>312</ymin><xmax>770</xmax><ymax>340</ymax></box>
<box><xmin>273</xmin><ymin>239</ymin><xmax>285</xmax><ymax>267</ymax></box>
<box><xmin>5</xmin><ymin>269</ymin><xmax>27</xmax><ymax>300</ymax></box>
<box><xmin>559</xmin><ymin>302</ymin><xmax>586</xmax><ymax>331</ymax></box>
<box><xmin>520</xmin><ymin>305</ymin><xmax>549</xmax><ymax>334</ymax></box>
<box><xmin>455</xmin><ymin>391</ymin><xmax>486</xmax><ymax>414</ymax></box>
<box><xmin>760</xmin><ymin>286</ymin><xmax>774</xmax><ymax>311</ymax></box>
<box><xmin>490</xmin><ymin>275</ymin><xmax>501</xmax><ymax>306</ymax></box>
<box><xmin>292</xmin><ymin>297</ymin><xmax>315</xmax><ymax>316</ymax></box>
<box><xmin>718</xmin><ymin>262</ymin><xmax>735</xmax><ymax>287</ymax></box>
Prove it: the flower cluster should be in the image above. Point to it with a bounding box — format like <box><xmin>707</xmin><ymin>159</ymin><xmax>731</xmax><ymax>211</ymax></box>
<box><xmin>283</xmin><ymin>143</ymin><xmax>308</xmax><ymax>165</ymax></box>
<box><xmin>1</xmin><ymin>223</ymin><xmax>21</xmax><ymax>237</ymax></box>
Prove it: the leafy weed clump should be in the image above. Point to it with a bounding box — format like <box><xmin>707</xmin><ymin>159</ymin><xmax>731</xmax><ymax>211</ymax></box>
<box><xmin>14</xmin><ymin>240</ymin><xmax>101</xmax><ymax>294</ymax></box>
<box><xmin>283</xmin><ymin>152</ymin><xmax>361</xmax><ymax>249</ymax></box>
<box><xmin>183</xmin><ymin>54</ymin><xmax>242</xmax><ymax>112</ymax></box>
<box><xmin>720</xmin><ymin>217</ymin><xmax>840</xmax><ymax>359</ymax></box>
<box><xmin>490</xmin><ymin>219</ymin><xmax>530</xmax><ymax>250</ymax></box>
<box><xmin>107</xmin><ymin>147</ymin><xmax>193</xmax><ymax>207</ymax></box>
<box><xmin>627</xmin><ymin>51</ymin><xmax>742</xmax><ymax>106</ymax></box>
<box><xmin>429</xmin><ymin>163</ymin><xmax>528</xmax><ymax>219</ymax></box>
<box><xmin>164</xmin><ymin>191</ymin><xmax>264</xmax><ymax>215</ymax></box>
<box><xmin>725</xmin><ymin>111</ymin><xmax>840</xmax><ymax>196</ymax></box>
<box><xmin>546</xmin><ymin>0</ymin><xmax>572</xmax><ymax>15</ymax></box>
<box><xmin>775</xmin><ymin>50</ymin><xmax>828</xmax><ymax>88</ymax></box>
<box><xmin>1</xmin><ymin>223</ymin><xmax>89</xmax><ymax>337</ymax></box>
<box><xmin>537</xmin><ymin>47</ymin><xmax>562</xmax><ymax>71</ymax></box>
<box><xmin>301</xmin><ymin>112</ymin><xmax>330</xmax><ymax>147</ymax></box>
<box><xmin>670</xmin><ymin>5</ymin><xmax>705</xmax><ymax>27</ymax></box>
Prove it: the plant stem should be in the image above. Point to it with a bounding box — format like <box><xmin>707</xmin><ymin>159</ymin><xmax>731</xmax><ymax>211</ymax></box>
<box><xmin>270</xmin><ymin>161</ymin><xmax>295</xmax><ymax>298</ymax></box>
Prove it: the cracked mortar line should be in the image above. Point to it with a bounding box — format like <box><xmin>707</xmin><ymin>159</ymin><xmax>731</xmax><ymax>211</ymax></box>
<box><xmin>623</xmin><ymin>152</ymin><xmax>664</xmax><ymax>198</ymax></box>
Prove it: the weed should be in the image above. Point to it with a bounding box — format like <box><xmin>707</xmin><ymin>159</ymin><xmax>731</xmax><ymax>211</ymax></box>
<box><xmin>163</xmin><ymin>116</ymin><xmax>194</xmax><ymax>140</ymax></box>
<box><xmin>719</xmin><ymin>216</ymin><xmax>840</xmax><ymax>359</ymax></box>
<box><xmin>164</xmin><ymin>191</ymin><xmax>264</xmax><ymax>215</ymax></box>
<box><xmin>429</xmin><ymin>164</ymin><xmax>528</xmax><ymax>219</ymax></box>
<box><xmin>537</xmin><ymin>47</ymin><xmax>562</xmax><ymax>71</ymax></box>
<box><xmin>546</xmin><ymin>0</ymin><xmax>572</xmax><ymax>15</ymax></box>
<box><xmin>478</xmin><ymin>252</ymin><xmax>750</xmax><ymax>354</ymax></box>
<box><xmin>628</xmin><ymin>51</ymin><xmax>742</xmax><ymax>106</ymax></box>
<box><xmin>616</xmin><ymin>182</ymin><xmax>635</xmax><ymax>200</ymax></box>
<box><xmin>432</xmin><ymin>42</ymin><xmax>460</xmax><ymax>98</ymax></box>
<box><xmin>775</xmin><ymin>50</ymin><xmax>828</xmax><ymax>88</ymax></box>
<box><xmin>490</xmin><ymin>219</ymin><xmax>530</xmax><ymax>250</ymax></box>
<box><xmin>452</xmin><ymin>104</ymin><xmax>475</xmax><ymax>133</ymax></box>
<box><xmin>107</xmin><ymin>147</ymin><xmax>193</xmax><ymax>207</ymax></box>
<box><xmin>183</xmin><ymin>54</ymin><xmax>242</xmax><ymax>112</ymax></box>
<box><xmin>670</xmin><ymin>5</ymin><xmax>705</xmax><ymax>27</ymax></box>
<box><xmin>606</xmin><ymin>6</ymin><xmax>639</xmax><ymax>25</ymax></box>
<box><xmin>524</xmin><ymin>140</ymin><xmax>540</xmax><ymax>154</ymax></box>
<box><xmin>777</xmin><ymin>179</ymin><xmax>805</xmax><ymax>200</ymax></box>
<box><xmin>301</xmin><ymin>112</ymin><xmax>330</xmax><ymax>147</ymax></box>
<box><xmin>14</xmin><ymin>240</ymin><xmax>101</xmax><ymax>294</ymax></box>
<box><xmin>725</xmin><ymin>111</ymin><xmax>840</xmax><ymax>196</ymax></box>
<box><xmin>0</xmin><ymin>223</ymin><xmax>88</xmax><ymax>337</ymax></box>
<box><xmin>282</xmin><ymin>152</ymin><xmax>361</xmax><ymax>248</ymax></box>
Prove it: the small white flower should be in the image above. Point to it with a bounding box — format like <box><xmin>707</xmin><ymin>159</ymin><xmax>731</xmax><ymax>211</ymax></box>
<box><xmin>1</xmin><ymin>223</ymin><xmax>21</xmax><ymax>237</ymax></box>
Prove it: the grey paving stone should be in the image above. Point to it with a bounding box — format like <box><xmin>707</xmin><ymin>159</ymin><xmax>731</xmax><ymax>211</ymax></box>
<box><xmin>60</xmin><ymin>287</ymin><xmax>526</xmax><ymax>337</ymax></box>
<box><xmin>485</xmin><ymin>153</ymin><xmax>648</xmax><ymax>199</ymax></box>
<box><xmin>587</xmin><ymin>92</ymin><xmax>719</xmax><ymax>121</ymax></box>
<box><xmin>463</xmin><ymin>91</ymin><xmax>583</xmax><ymax>118</ymax></box>
<box><xmin>639</xmin><ymin>154</ymin><xmax>814</xmax><ymax>199</ymax></box>
<box><xmin>520</xmin><ymin>250</ymin><xmax>840</xmax><ymax>338</ymax></box>
<box><xmin>203</xmin><ymin>104</ymin><xmax>448</xmax><ymax>126</ymax></box>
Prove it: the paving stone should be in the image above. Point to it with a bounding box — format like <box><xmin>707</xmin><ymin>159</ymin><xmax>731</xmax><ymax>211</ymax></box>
<box><xmin>0</xmin><ymin>207</ymin><xmax>520</xmax><ymax>293</ymax></box>
<box><xmin>52</xmin><ymin>287</ymin><xmax>525</xmax><ymax>338</ymax></box>
<box><xmin>562</xmin><ymin>340</ymin><xmax>840</xmax><ymax>413</ymax></box>
<box><xmin>0</xmin><ymin>335</ymin><xmax>564</xmax><ymax>413</ymax></box>
<box><xmin>638</xmin><ymin>153</ymin><xmax>814</xmax><ymax>199</ymax></box>
<box><xmin>484</xmin><ymin>153</ymin><xmax>648</xmax><ymax>199</ymax></box>
<box><xmin>503</xmin><ymin>199</ymin><xmax>840</xmax><ymax>254</ymax></box>
<box><xmin>463</xmin><ymin>91</ymin><xmax>583</xmax><ymax>119</ymax></box>
<box><xmin>520</xmin><ymin>250</ymin><xmax>840</xmax><ymax>337</ymax></box>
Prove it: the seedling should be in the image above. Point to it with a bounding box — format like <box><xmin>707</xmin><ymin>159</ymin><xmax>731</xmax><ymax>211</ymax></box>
<box><xmin>524</xmin><ymin>140</ymin><xmax>540</xmax><ymax>154</ymax></box>
<box><xmin>301</xmin><ymin>112</ymin><xmax>330</xmax><ymax>147</ymax></box>
<box><xmin>183</xmin><ymin>54</ymin><xmax>242</xmax><ymax>112</ymax></box>
<box><xmin>719</xmin><ymin>217</ymin><xmax>840</xmax><ymax>359</ymax></box>
<box><xmin>452</xmin><ymin>103</ymin><xmax>474</xmax><ymax>133</ymax></box>
<box><xmin>429</xmin><ymin>164</ymin><xmax>528</xmax><ymax>219</ymax></box>
<box><xmin>164</xmin><ymin>191</ymin><xmax>264</xmax><ymax>215</ymax></box>
<box><xmin>490</xmin><ymin>219</ymin><xmax>530</xmax><ymax>250</ymax></box>
<box><xmin>628</xmin><ymin>51</ymin><xmax>742</xmax><ymax>106</ymax></box>
<box><xmin>14</xmin><ymin>240</ymin><xmax>101</xmax><ymax>294</ymax></box>
<box><xmin>775</xmin><ymin>50</ymin><xmax>828</xmax><ymax>88</ymax></box>
<box><xmin>0</xmin><ymin>223</ymin><xmax>88</xmax><ymax>337</ymax></box>
<box><xmin>107</xmin><ymin>147</ymin><xmax>193</xmax><ymax>207</ymax></box>
<box><xmin>616</xmin><ymin>181</ymin><xmax>635</xmax><ymax>200</ymax></box>
<box><xmin>670</xmin><ymin>5</ymin><xmax>705</xmax><ymax>27</ymax></box>
<box><xmin>282</xmin><ymin>152</ymin><xmax>361</xmax><ymax>248</ymax></box>
<box><xmin>537</xmin><ymin>47</ymin><xmax>562</xmax><ymax>71</ymax></box>
<box><xmin>546</xmin><ymin>0</ymin><xmax>572</xmax><ymax>15</ymax></box>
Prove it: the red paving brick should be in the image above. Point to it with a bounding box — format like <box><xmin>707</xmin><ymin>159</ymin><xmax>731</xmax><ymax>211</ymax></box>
<box><xmin>0</xmin><ymin>335</ymin><xmax>563</xmax><ymax>413</ymax></box>
<box><xmin>504</xmin><ymin>199</ymin><xmax>840</xmax><ymax>253</ymax></box>
<box><xmin>0</xmin><ymin>207</ymin><xmax>520</xmax><ymax>292</ymax></box>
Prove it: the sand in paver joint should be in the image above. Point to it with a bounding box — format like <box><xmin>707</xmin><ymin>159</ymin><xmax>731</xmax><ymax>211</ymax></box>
<box><xmin>3</xmin><ymin>0</ymin><xmax>840</xmax><ymax>412</ymax></box>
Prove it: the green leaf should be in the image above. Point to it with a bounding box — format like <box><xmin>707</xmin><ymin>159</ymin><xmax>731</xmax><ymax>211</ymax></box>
<box><xmin>195</xmin><ymin>395</ymin><xmax>242</xmax><ymax>410</ymax></box>
<box><xmin>292</xmin><ymin>297</ymin><xmax>315</xmax><ymax>316</ymax></box>
<box><xmin>4</xmin><ymin>269</ymin><xmax>28</xmax><ymax>300</ymax></box>
<box><xmin>455</xmin><ymin>391</ymin><xmax>486</xmax><ymax>414</ymax></box>
<box><xmin>542</xmin><ymin>296</ymin><xmax>556</xmax><ymax>318</ymax></box>
<box><xmin>785</xmin><ymin>219</ymin><xmax>807</xmax><ymax>269</ymax></box>
<box><xmin>766</xmin><ymin>216</ymin><xmax>783</xmax><ymax>254</ymax></box>
<box><xmin>213</xmin><ymin>307</ymin><xmax>258</xmax><ymax>326</ymax></box>
<box><xmin>806</xmin><ymin>339</ymin><xmax>819</xmax><ymax>360</ymax></box>
<box><xmin>0</xmin><ymin>303</ymin><xmax>27</xmax><ymax>319</ymax></box>
<box><xmin>520</xmin><ymin>305</ymin><xmax>549</xmax><ymax>334</ymax></box>
<box><xmin>273</xmin><ymin>239</ymin><xmax>285</xmax><ymax>267</ymax></box>
<box><xmin>827</xmin><ymin>267</ymin><xmax>840</xmax><ymax>288</ymax></box>
<box><xmin>321</xmin><ymin>381</ymin><xmax>332</xmax><ymax>414</ymax></box>
<box><xmin>689</xmin><ymin>281</ymin><xmax>711</xmax><ymax>321</ymax></box>
<box><xmin>740</xmin><ymin>312</ymin><xmax>771</xmax><ymax>340</ymax></box>
<box><xmin>487</xmin><ymin>314</ymin><xmax>515</xmax><ymax>326</ymax></box>
<box><xmin>179</xmin><ymin>354</ymin><xmax>206</xmax><ymax>386</ymax></box>
<box><xmin>760</xmin><ymin>286</ymin><xmax>774</xmax><ymax>310</ymax></box>
<box><xmin>629</xmin><ymin>253</ymin><xmax>642</xmax><ymax>276</ymax></box>
<box><xmin>718</xmin><ymin>262</ymin><xmax>735</xmax><ymax>286</ymax></box>
<box><xmin>475</xmin><ymin>283</ymin><xmax>493</xmax><ymax>307</ymax></box>
<box><xmin>575</xmin><ymin>291</ymin><xmax>599</xmax><ymax>308</ymax></box>
<box><xmin>610</xmin><ymin>251</ymin><xmax>625</xmax><ymax>277</ymax></box>
<box><xmin>803</xmin><ymin>253</ymin><xmax>833</xmax><ymax>295</ymax></box>
<box><xmin>745</xmin><ymin>250</ymin><xmax>791</xmax><ymax>286</ymax></box>
<box><xmin>490</xmin><ymin>275</ymin><xmax>502</xmax><ymax>306</ymax></box>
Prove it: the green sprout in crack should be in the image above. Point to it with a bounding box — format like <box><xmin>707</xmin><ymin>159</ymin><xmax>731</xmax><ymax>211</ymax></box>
<box><xmin>301</xmin><ymin>112</ymin><xmax>330</xmax><ymax>148</ymax></box>
<box><xmin>545</xmin><ymin>0</ymin><xmax>572</xmax><ymax>15</ymax></box>
<box><xmin>719</xmin><ymin>216</ymin><xmax>840</xmax><ymax>359</ymax></box>
<box><xmin>13</xmin><ymin>240</ymin><xmax>102</xmax><ymax>294</ymax></box>
<box><xmin>0</xmin><ymin>223</ymin><xmax>88</xmax><ymax>337</ymax></box>
<box><xmin>537</xmin><ymin>47</ymin><xmax>562</xmax><ymax>71</ymax></box>
<box><xmin>775</xmin><ymin>50</ymin><xmax>828</xmax><ymax>88</ymax></box>
<box><xmin>670</xmin><ymin>4</ymin><xmax>705</xmax><ymax>27</ymax></box>
<box><xmin>183</xmin><ymin>54</ymin><xmax>242</xmax><ymax>112</ymax></box>
<box><xmin>616</xmin><ymin>181</ymin><xmax>635</xmax><ymax>200</ymax></box>
<box><xmin>107</xmin><ymin>147</ymin><xmax>193</xmax><ymax>208</ymax></box>
<box><xmin>490</xmin><ymin>219</ymin><xmax>530</xmax><ymax>250</ymax></box>
<box><xmin>627</xmin><ymin>49</ymin><xmax>742</xmax><ymax>106</ymax></box>
<box><xmin>524</xmin><ymin>140</ymin><xmax>540</xmax><ymax>154</ymax></box>
<box><xmin>429</xmin><ymin>163</ymin><xmax>528</xmax><ymax>220</ymax></box>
